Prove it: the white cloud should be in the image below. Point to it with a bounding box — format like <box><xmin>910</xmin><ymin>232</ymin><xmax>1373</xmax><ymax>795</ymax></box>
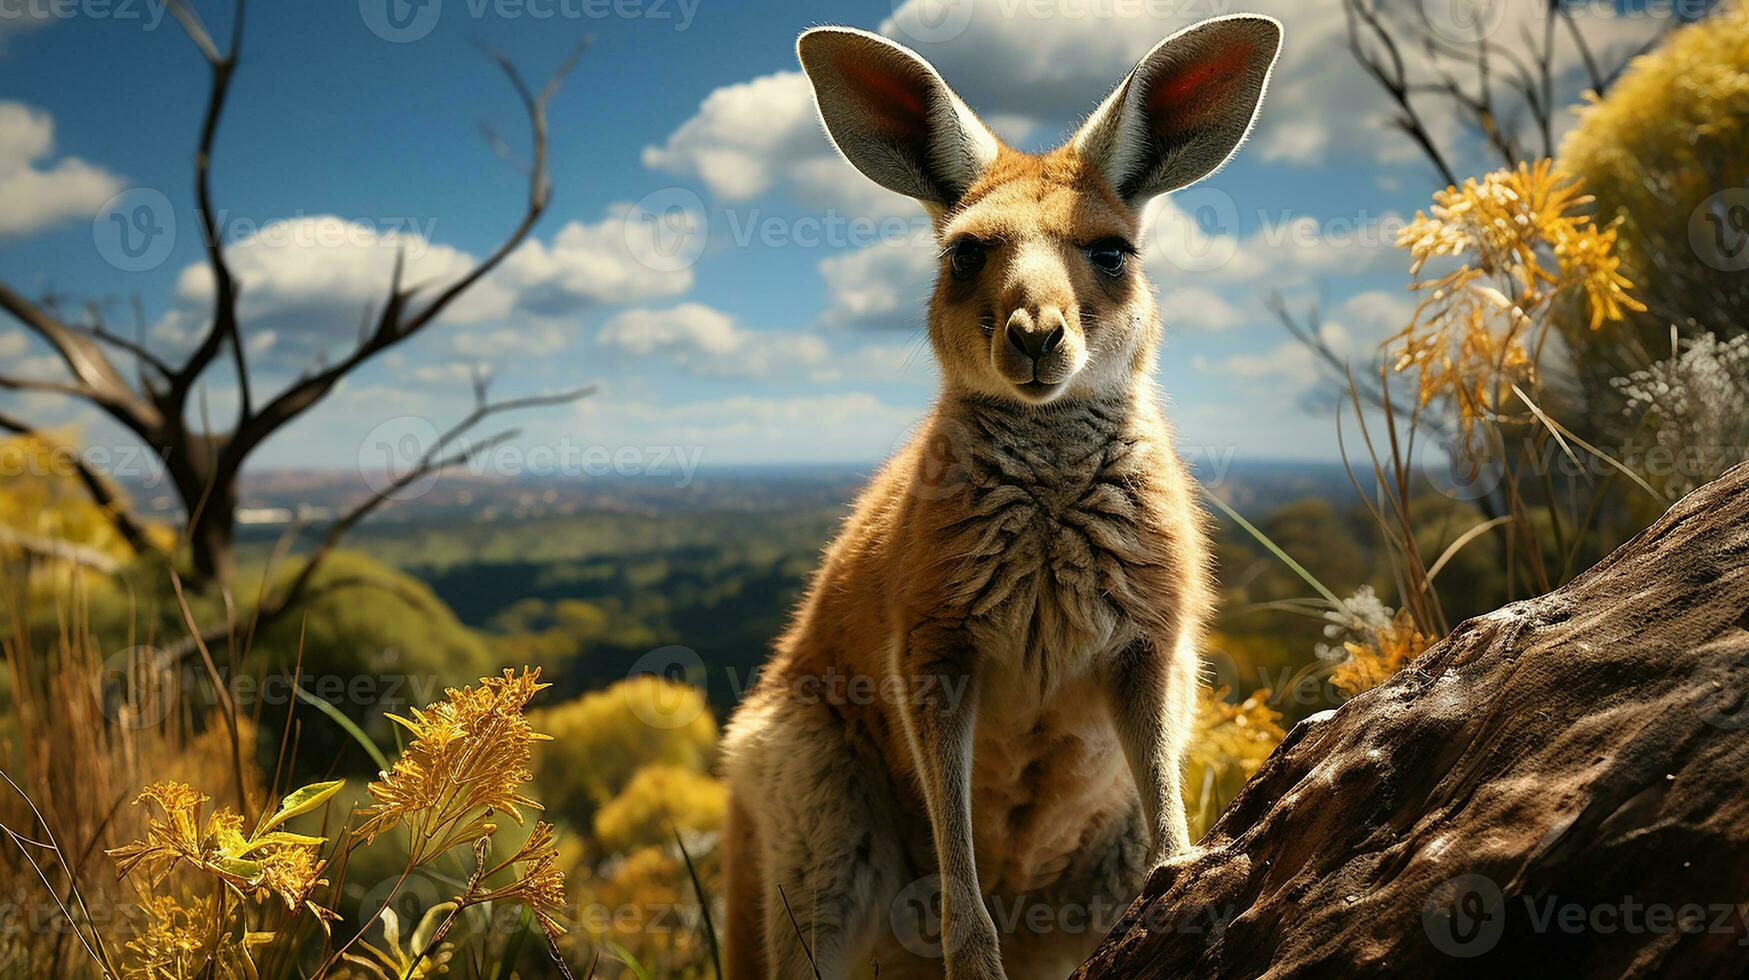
<box><xmin>455</xmin><ymin>321</ymin><xmax>568</xmax><ymax>358</ymax></box>
<box><xmin>806</xmin><ymin>339</ymin><xmax>938</xmax><ymax>385</ymax></box>
<box><xmin>649</xmin><ymin>0</ymin><xmax>1676</xmax><ymax>219</ymax></box>
<box><xmin>0</xmin><ymin>329</ymin><xmax>27</xmax><ymax>360</ymax></box>
<box><xmin>498</xmin><ymin>203</ymin><xmax>700</xmax><ymax>314</ymax></box>
<box><xmin>154</xmin><ymin>215</ymin><xmax>517</xmax><ymax>370</ymax></box>
<box><xmin>1193</xmin><ymin>322</ymin><xmax>1353</xmax><ymax>386</ymax></box>
<box><xmin>1333</xmin><ymin>289</ymin><xmax>1419</xmax><ymax>342</ymax></box>
<box><xmin>642</xmin><ymin>70</ymin><xmax>912</xmax><ymax>218</ymax></box>
<box><xmin>1194</xmin><ymin>341</ymin><xmax>1321</xmax><ymax>386</ymax></box>
<box><xmin>151</xmin><ymin>208</ymin><xmax>692</xmax><ymax>373</ymax></box>
<box><xmin>0</xmin><ymin>102</ymin><xmax>123</xmax><ymax>238</ymax></box>
<box><xmin>1160</xmin><ymin>286</ymin><xmax>1245</xmax><ymax>333</ymax></box>
<box><xmin>818</xmin><ymin>240</ymin><xmax>937</xmax><ymax>331</ymax></box>
<box><xmin>1139</xmin><ymin>193</ymin><xmax>1404</xmax><ymax>289</ymax></box>
<box><xmin>597</xmin><ymin>302</ymin><xmax>828</xmax><ymax>379</ymax></box>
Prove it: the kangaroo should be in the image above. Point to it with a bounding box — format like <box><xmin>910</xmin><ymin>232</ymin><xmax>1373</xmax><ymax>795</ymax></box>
<box><xmin>722</xmin><ymin>16</ymin><xmax>1281</xmax><ymax>980</ymax></box>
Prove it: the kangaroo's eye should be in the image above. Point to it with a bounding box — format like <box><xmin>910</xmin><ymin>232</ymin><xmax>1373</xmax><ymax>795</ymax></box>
<box><xmin>1086</xmin><ymin>238</ymin><xmax>1133</xmax><ymax>277</ymax></box>
<box><xmin>946</xmin><ymin>238</ymin><xmax>988</xmax><ymax>282</ymax></box>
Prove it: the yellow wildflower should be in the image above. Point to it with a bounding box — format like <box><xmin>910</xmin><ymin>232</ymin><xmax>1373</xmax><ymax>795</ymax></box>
<box><xmin>355</xmin><ymin>668</ymin><xmax>553</xmax><ymax>859</ymax></box>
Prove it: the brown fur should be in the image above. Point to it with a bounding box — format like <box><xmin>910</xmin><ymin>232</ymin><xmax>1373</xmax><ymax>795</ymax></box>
<box><xmin>724</xmin><ymin>17</ymin><xmax>1279</xmax><ymax>979</ymax></box>
<box><xmin>723</xmin><ymin>146</ymin><xmax>1212</xmax><ymax>980</ymax></box>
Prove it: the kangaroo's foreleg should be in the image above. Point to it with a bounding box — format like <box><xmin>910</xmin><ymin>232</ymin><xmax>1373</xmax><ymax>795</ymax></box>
<box><xmin>891</xmin><ymin>619</ymin><xmax>1007</xmax><ymax>980</ymax></box>
<box><xmin>1106</xmin><ymin>632</ymin><xmax>1198</xmax><ymax>867</ymax></box>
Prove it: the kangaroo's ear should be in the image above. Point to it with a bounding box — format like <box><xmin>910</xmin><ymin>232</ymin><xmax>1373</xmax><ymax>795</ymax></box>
<box><xmin>1072</xmin><ymin>15</ymin><xmax>1282</xmax><ymax>208</ymax></box>
<box><xmin>797</xmin><ymin>26</ymin><xmax>1001</xmax><ymax>208</ymax></box>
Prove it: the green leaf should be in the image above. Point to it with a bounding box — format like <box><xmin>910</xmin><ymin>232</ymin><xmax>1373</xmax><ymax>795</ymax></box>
<box><xmin>295</xmin><ymin>685</ymin><xmax>392</xmax><ymax>772</ymax></box>
<box><xmin>212</xmin><ymin>857</ymin><xmax>263</xmax><ymax>882</ymax></box>
<box><xmin>259</xmin><ymin>779</ymin><xmax>345</xmax><ymax>834</ymax></box>
<box><xmin>236</xmin><ymin>831</ymin><xmax>328</xmax><ymax>855</ymax></box>
<box><xmin>607</xmin><ymin>941</ymin><xmax>653</xmax><ymax>980</ymax></box>
<box><xmin>1201</xmin><ymin>483</ymin><xmax>1344</xmax><ymax>608</ymax></box>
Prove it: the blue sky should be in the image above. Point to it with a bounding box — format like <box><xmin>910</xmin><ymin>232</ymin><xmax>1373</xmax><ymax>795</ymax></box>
<box><xmin>0</xmin><ymin>0</ymin><xmax>1679</xmax><ymax>477</ymax></box>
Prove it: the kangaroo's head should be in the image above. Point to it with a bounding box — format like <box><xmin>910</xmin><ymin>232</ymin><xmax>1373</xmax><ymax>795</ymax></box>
<box><xmin>799</xmin><ymin>16</ymin><xmax>1280</xmax><ymax>406</ymax></box>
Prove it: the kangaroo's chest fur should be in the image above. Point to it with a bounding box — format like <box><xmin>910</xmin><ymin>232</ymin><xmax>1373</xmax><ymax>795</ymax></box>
<box><xmin>914</xmin><ymin>394</ymin><xmax>1194</xmax><ymax>673</ymax></box>
<box><xmin>900</xmin><ymin>394</ymin><xmax>1204</xmax><ymax>892</ymax></box>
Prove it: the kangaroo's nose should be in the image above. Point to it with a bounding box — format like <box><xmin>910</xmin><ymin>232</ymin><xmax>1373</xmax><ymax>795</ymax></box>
<box><xmin>1005</xmin><ymin>309</ymin><xmax>1066</xmax><ymax>361</ymax></box>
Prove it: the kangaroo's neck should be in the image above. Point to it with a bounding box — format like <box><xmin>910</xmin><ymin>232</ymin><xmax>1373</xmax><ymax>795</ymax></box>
<box><xmin>933</xmin><ymin>385</ymin><xmax>1154</xmax><ymax>491</ymax></box>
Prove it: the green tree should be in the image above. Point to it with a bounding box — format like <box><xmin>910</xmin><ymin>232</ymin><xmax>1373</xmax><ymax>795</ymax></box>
<box><xmin>529</xmin><ymin>677</ymin><xmax>717</xmax><ymax>832</ymax></box>
<box><xmin>594</xmin><ymin>764</ymin><xmax>725</xmax><ymax>853</ymax></box>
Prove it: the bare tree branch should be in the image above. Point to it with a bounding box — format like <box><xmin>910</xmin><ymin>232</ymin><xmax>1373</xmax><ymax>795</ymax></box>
<box><xmin>0</xmin><ymin>526</ymin><xmax>123</xmax><ymax>574</ymax></box>
<box><xmin>1345</xmin><ymin>0</ymin><xmax>1460</xmax><ymax>187</ymax></box>
<box><xmin>230</xmin><ymin>39</ymin><xmax>590</xmax><ymax>466</ymax></box>
<box><xmin>1264</xmin><ymin>293</ymin><xmax>1448</xmax><ymax>441</ymax></box>
<box><xmin>164</xmin><ymin>0</ymin><xmax>249</xmax><ymax>422</ymax></box>
<box><xmin>1343</xmin><ymin>0</ymin><xmax>1691</xmax><ymax>186</ymax></box>
<box><xmin>0</xmin><ymin>0</ymin><xmax>593</xmax><ymax>598</ymax></box>
<box><xmin>157</xmin><ymin>381</ymin><xmax>596</xmax><ymax>657</ymax></box>
<box><xmin>0</xmin><ymin>282</ymin><xmax>160</xmax><ymax>430</ymax></box>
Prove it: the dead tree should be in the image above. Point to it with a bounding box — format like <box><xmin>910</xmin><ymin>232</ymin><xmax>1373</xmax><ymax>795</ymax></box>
<box><xmin>1343</xmin><ymin>0</ymin><xmax>1685</xmax><ymax>186</ymax></box>
<box><xmin>1076</xmin><ymin>462</ymin><xmax>1749</xmax><ymax>979</ymax></box>
<box><xmin>0</xmin><ymin>0</ymin><xmax>591</xmax><ymax>629</ymax></box>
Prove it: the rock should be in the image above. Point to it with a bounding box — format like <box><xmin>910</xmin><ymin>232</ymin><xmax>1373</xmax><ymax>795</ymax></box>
<box><xmin>1074</xmin><ymin>463</ymin><xmax>1749</xmax><ymax>979</ymax></box>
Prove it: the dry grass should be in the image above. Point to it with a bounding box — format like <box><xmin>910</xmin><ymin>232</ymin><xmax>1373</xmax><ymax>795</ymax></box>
<box><xmin>0</xmin><ymin>571</ymin><xmax>583</xmax><ymax>980</ymax></box>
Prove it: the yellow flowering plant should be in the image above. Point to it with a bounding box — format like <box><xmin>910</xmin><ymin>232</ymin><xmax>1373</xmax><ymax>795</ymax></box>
<box><xmin>82</xmin><ymin>668</ymin><xmax>574</xmax><ymax>980</ymax></box>
<box><xmin>1393</xmin><ymin>160</ymin><xmax>1645</xmax><ymax>440</ymax></box>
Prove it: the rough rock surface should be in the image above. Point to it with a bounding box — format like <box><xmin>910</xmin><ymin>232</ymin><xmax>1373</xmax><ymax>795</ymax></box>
<box><xmin>1075</xmin><ymin>463</ymin><xmax>1749</xmax><ymax>979</ymax></box>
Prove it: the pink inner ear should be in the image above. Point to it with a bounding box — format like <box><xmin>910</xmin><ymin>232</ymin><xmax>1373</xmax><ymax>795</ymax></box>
<box><xmin>840</xmin><ymin>58</ymin><xmax>929</xmax><ymax>137</ymax></box>
<box><xmin>1147</xmin><ymin>42</ymin><xmax>1255</xmax><ymax>137</ymax></box>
